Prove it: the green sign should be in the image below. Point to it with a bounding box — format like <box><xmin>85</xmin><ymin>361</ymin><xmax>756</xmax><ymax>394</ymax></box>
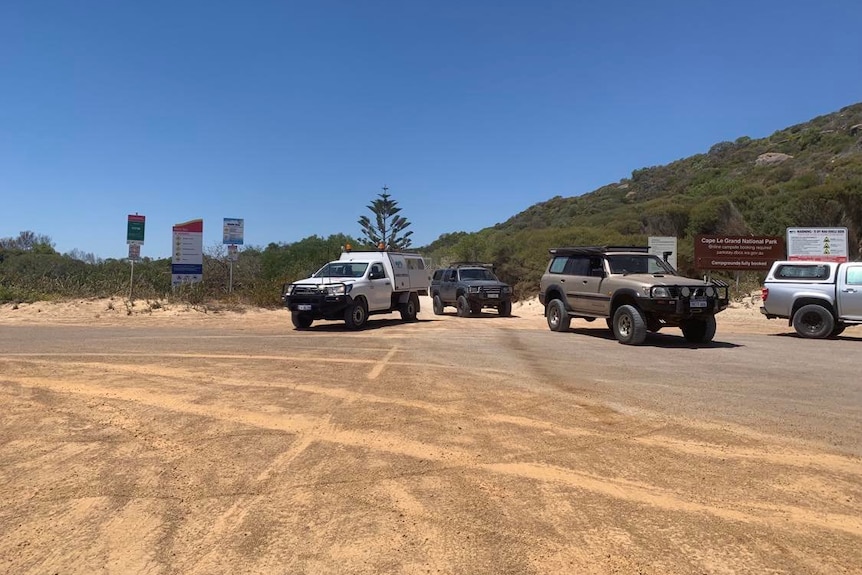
<box><xmin>127</xmin><ymin>214</ymin><xmax>146</xmax><ymax>244</ymax></box>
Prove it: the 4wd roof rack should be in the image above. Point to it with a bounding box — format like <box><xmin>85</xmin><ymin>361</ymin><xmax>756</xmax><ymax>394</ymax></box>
<box><xmin>448</xmin><ymin>261</ymin><xmax>495</xmax><ymax>269</ymax></box>
<box><xmin>548</xmin><ymin>246</ymin><xmax>649</xmax><ymax>256</ymax></box>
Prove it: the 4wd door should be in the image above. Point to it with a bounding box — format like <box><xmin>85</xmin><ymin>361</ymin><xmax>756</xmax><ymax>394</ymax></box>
<box><xmin>440</xmin><ymin>269</ymin><xmax>458</xmax><ymax>303</ymax></box>
<box><xmin>366</xmin><ymin>262</ymin><xmax>392</xmax><ymax>311</ymax></box>
<box><xmin>837</xmin><ymin>263</ymin><xmax>862</xmax><ymax>320</ymax></box>
<box><xmin>548</xmin><ymin>255</ymin><xmax>603</xmax><ymax>314</ymax></box>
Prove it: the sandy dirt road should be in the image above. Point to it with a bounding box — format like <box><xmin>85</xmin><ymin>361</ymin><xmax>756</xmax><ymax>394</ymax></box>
<box><xmin>1</xmin><ymin>297</ymin><xmax>861</xmax><ymax>574</ymax></box>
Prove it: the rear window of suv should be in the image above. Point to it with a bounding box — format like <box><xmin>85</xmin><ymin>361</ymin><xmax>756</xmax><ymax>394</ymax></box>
<box><xmin>774</xmin><ymin>264</ymin><xmax>831</xmax><ymax>280</ymax></box>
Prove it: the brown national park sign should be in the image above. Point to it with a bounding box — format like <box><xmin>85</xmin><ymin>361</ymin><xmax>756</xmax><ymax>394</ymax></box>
<box><xmin>694</xmin><ymin>235</ymin><xmax>785</xmax><ymax>270</ymax></box>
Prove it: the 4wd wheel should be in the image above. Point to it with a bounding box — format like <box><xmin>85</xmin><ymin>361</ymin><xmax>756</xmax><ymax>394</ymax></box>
<box><xmin>830</xmin><ymin>323</ymin><xmax>847</xmax><ymax>337</ymax></box>
<box><xmin>291</xmin><ymin>311</ymin><xmax>313</xmax><ymax>329</ymax></box>
<box><xmin>432</xmin><ymin>294</ymin><xmax>445</xmax><ymax>315</ymax></box>
<box><xmin>681</xmin><ymin>315</ymin><xmax>717</xmax><ymax>343</ymax></box>
<box><xmin>613</xmin><ymin>305</ymin><xmax>647</xmax><ymax>345</ymax></box>
<box><xmin>400</xmin><ymin>293</ymin><xmax>419</xmax><ymax>322</ymax></box>
<box><xmin>498</xmin><ymin>300</ymin><xmax>512</xmax><ymax>317</ymax></box>
<box><xmin>546</xmin><ymin>299</ymin><xmax>570</xmax><ymax>332</ymax></box>
<box><xmin>344</xmin><ymin>299</ymin><xmax>368</xmax><ymax>330</ymax></box>
<box><xmin>456</xmin><ymin>295</ymin><xmax>472</xmax><ymax>317</ymax></box>
<box><xmin>792</xmin><ymin>304</ymin><xmax>834</xmax><ymax>339</ymax></box>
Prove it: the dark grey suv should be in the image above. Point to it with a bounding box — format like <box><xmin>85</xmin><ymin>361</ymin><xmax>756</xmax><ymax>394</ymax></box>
<box><xmin>430</xmin><ymin>263</ymin><xmax>513</xmax><ymax>317</ymax></box>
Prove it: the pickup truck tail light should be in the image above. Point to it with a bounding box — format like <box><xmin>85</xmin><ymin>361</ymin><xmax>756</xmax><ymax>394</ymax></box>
<box><xmin>761</xmin><ymin>287</ymin><xmax>769</xmax><ymax>302</ymax></box>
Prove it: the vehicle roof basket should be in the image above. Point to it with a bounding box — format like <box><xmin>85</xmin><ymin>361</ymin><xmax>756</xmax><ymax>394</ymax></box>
<box><xmin>548</xmin><ymin>246</ymin><xmax>649</xmax><ymax>256</ymax></box>
<box><xmin>448</xmin><ymin>261</ymin><xmax>495</xmax><ymax>269</ymax></box>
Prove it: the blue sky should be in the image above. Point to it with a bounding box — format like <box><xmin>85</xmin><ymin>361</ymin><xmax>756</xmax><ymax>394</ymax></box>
<box><xmin>2</xmin><ymin>1</ymin><xmax>861</xmax><ymax>260</ymax></box>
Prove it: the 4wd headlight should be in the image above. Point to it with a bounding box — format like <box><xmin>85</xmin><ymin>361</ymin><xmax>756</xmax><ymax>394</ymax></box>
<box><xmin>468</xmin><ymin>286</ymin><xmax>481</xmax><ymax>293</ymax></box>
<box><xmin>502</xmin><ymin>286</ymin><xmax>512</xmax><ymax>294</ymax></box>
<box><xmin>650</xmin><ymin>286</ymin><xmax>670</xmax><ymax>298</ymax></box>
<box><xmin>324</xmin><ymin>283</ymin><xmax>351</xmax><ymax>296</ymax></box>
<box><xmin>705</xmin><ymin>286</ymin><xmax>716</xmax><ymax>297</ymax></box>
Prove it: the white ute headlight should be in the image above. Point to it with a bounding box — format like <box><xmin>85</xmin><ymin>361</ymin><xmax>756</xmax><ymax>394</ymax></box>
<box><xmin>324</xmin><ymin>284</ymin><xmax>351</xmax><ymax>296</ymax></box>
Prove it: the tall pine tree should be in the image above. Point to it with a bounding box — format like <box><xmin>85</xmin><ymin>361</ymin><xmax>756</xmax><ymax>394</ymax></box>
<box><xmin>357</xmin><ymin>186</ymin><xmax>413</xmax><ymax>250</ymax></box>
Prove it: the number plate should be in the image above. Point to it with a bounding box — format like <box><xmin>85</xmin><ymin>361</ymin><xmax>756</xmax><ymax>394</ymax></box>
<box><xmin>690</xmin><ymin>299</ymin><xmax>707</xmax><ymax>308</ymax></box>
<box><xmin>298</xmin><ymin>304</ymin><xmax>312</xmax><ymax>311</ymax></box>
<box><xmin>488</xmin><ymin>293</ymin><xmax>499</xmax><ymax>298</ymax></box>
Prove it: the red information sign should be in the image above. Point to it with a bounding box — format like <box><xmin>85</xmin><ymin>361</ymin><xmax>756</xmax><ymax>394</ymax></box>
<box><xmin>694</xmin><ymin>235</ymin><xmax>785</xmax><ymax>270</ymax></box>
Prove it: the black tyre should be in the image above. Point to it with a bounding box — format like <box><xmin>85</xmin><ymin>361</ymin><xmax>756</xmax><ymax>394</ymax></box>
<box><xmin>498</xmin><ymin>300</ymin><xmax>512</xmax><ymax>317</ymax></box>
<box><xmin>830</xmin><ymin>323</ymin><xmax>847</xmax><ymax>338</ymax></box>
<box><xmin>470</xmin><ymin>303</ymin><xmax>481</xmax><ymax>315</ymax></box>
<box><xmin>291</xmin><ymin>311</ymin><xmax>313</xmax><ymax>329</ymax></box>
<box><xmin>432</xmin><ymin>294</ymin><xmax>444</xmax><ymax>315</ymax></box>
<box><xmin>546</xmin><ymin>299</ymin><xmax>571</xmax><ymax>332</ymax></box>
<box><xmin>344</xmin><ymin>299</ymin><xmax>368</xmax><ymax>330</ymax></box>
<box><xmin>605</xmin><ymin>318</ymin><xmax>614</xmax><ymax>331</ymax></box>
<box><xmin>456</xmin><ymin>295</ymin><xmax>472</xmax><ymax>317</ymax></box>
<box><xmin>613</xmin><ymin>305</ymin><xmax>647</xmax><ymax>345</ymax></box>
<box><xmin>400</xmin><ymin>293</ymin><xmax>419</xmax><ymax>322</ymax></box>
<box><xmin>792</xmin><ymin>304</ymin><xmax>834</xmax><ymax>339</ymax></box>
<box><xmin>681</xmin><ymin>315</ymin><xmax>717</xmax><ymax>343</ymax></box>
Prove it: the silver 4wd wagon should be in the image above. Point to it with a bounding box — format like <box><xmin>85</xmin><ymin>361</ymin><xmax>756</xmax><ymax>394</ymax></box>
<box><xmin>539</xmin><ymin>246</ymin><xmax>729</xmax><ymax>345</ymax></box>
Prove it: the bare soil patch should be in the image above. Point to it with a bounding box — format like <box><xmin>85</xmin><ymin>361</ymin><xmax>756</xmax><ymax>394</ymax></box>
<box><xmin>1</xmin><ymin>297</ymin><xmax>860</xmax><ymax>574</ymax></box>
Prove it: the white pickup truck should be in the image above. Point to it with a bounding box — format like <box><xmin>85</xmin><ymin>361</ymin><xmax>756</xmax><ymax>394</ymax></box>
<box><xmin>282</xmin><ymin>249</ymin><xmax>430</xmax><ymax>329</ymax></box>
<box><xmin>760</xmin><ymin>260</ymin><xmax>862</xmax><ymax>338</ymax></box>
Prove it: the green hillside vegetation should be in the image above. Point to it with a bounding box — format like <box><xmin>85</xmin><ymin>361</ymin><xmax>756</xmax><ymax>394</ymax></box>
<box><xmin>423</xmin><ymin>102</ymin><xmax>862</xmax><ymax>297</ymax></box>
<box><xmin>3</xmin><ymin>102</ymin><xmax>861</xmax><ymax>306</ymax></box>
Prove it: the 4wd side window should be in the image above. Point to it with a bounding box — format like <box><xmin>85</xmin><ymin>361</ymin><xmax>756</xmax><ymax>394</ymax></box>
<box><xmin>548</xmin><ymin>256</ymin><xmax>568</xmax><ymax>274</ymax></box>
<box><xmin>565</xmin><ymin>256</ymin><xmax>591</xmax><ymax>276</ymax></box>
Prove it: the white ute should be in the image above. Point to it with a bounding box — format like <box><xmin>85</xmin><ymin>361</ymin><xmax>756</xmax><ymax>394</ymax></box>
<box><xmin>282</xmin><ymin>248</ymin><xmax>430</xmax><ymax>329</ymax></box>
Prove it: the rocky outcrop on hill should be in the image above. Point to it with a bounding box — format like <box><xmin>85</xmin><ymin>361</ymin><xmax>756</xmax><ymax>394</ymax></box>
<box><xmin>755</xmin><ymin>152</ymin><xmax>793</xmax><ymax>166</ymax></box>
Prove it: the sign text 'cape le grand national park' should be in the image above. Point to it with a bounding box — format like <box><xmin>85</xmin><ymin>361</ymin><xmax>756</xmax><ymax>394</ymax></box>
<box><xmin>694</xmin><ymin>235</ymin><xmax>785</xmax><ymax>271</ymax></box>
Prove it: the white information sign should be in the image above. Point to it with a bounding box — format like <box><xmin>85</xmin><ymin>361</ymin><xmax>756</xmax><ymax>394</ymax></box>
<box><xmin>648</xmin><ymin>236</ymin><xmax>678</xmax><ymax>270</ymax></box>
<box><xmin>223</xmin><ymin>218</ymin><xmax>244</xmax><ymax>245</ymax></box>
<box><xmin>172</xmin><ymin>219</ymin><xmax>204</xmax><ymax>285</ymax></box>
<box><xmin>786</xmin><ymin>227</ymin><xmax>848</xmax><ymax>262</ymax></box>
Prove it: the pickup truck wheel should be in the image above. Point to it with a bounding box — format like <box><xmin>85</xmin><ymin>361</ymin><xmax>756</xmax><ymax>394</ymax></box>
<box><xmin>470</xmin><ymin>302</ymin><xmax>481</xmax><ymax>315</ymax></box>
<box><xmin>291</xmin><ymin>312</ymin><xmax>313</xmax><ymax>329</ymax></box>
<box><xmin>792</xmin><ymin>304</ymin><xmax>834</xmax><ymax>339</ymax></box>
<box><xmin>344</xmin><ymin>299</ymin><xmax>368</xmax><ymax>330</ymax></box>
<box><xmin>613</xmin><ymin>305</ymin><xmax>647</xmax><ymax>345</ymax></box>
<box><xmin>400</xmin><ymin>293</ymin><xmax>419</xmax><ymax>322</ymax></box>
<box><xmin>498</xmin><ymin>300</ymin><xmax>512</xmax><ymax>317</ymax></box>
<box><xmin>546</xmin><ymin>299</ymin><xmax>570</xmax><ymax>332</ymax></box>
<box><xmin>456</xmin><ymin>295</ymin><xmax>472</xmax><ymax>317</ymax></box>
<box><xmin>681</xmin><ymin>315</ymin><xmax>716</xmax><ymax>343</ymax></box>
<box><xmin>432</xmin><ymin>294</ymin><xmax>444</xmax><ymax>315</ymax></box>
